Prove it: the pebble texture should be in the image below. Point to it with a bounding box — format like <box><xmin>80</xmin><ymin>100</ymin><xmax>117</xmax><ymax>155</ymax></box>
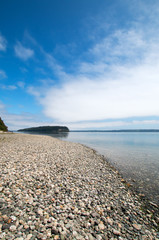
<box><xmin>0</xmin><ymin>133</ymin><xmax>158</xmax><ymax>239</ymax></box>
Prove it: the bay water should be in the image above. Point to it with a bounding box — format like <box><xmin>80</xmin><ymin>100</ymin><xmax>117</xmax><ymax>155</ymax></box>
<box><xmin>50</xmin><ymin>131</ymin><xmax>159</xmax><ymax>205</ymax></box>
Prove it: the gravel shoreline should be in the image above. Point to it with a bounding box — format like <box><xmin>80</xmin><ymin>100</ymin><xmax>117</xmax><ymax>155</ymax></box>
<box><xmin>0</xmin><ymin>133</ymin><xmax>158</xmax><ymax>239</ymax></box>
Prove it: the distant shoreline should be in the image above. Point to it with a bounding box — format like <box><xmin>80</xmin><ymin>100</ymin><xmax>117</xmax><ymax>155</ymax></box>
<box><xmin>70</xmin><ymin>129</ymin><xmax>159</xmax><ymax>132</ymax></box>
<box><xmin>15</xmin><ymin>129</ymin><xmax>159</xmax><ymax>134</ymax></box>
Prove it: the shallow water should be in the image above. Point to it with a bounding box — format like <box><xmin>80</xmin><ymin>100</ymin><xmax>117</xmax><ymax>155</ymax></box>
<box><xmin>50</xmin><ymin>132</ymin><xmax>159</xmax><ymax>205</ymax></box>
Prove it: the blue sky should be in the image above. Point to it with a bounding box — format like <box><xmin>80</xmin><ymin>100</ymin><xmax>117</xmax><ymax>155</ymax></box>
<box><xmin>1</xmin><ymin>0</ymin><xmax>159</xmax><ymax>130</ymax></box>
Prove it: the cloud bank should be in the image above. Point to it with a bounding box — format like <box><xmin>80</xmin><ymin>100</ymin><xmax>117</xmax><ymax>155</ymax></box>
<box><xmin>39</xmin><ymin>27</ymin><xmax>159</xmax><ymax>124</ymax></box>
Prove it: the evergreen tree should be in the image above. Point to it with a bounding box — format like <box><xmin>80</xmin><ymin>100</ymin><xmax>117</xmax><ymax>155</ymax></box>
<box><xmin>0</xmin><ymin>117</ymin><xmax>8</xmax><ymax>132</ymax></box>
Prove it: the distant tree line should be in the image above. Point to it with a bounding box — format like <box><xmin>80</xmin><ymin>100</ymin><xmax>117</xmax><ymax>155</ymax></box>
<box><xmin>18</xmin><ymin>126</ymin><xmax>69</xmax><ymax>133</ymax></box>
<box><xmin>0</xmin><ymin>117</ymin><xmax>8</xmax><ymax>132</ymax></box>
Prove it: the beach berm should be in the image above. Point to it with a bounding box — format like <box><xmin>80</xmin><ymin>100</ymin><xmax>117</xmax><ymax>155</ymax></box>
<box><xmin>0</xmin><ymin>133</ymin><xmax>158</xmax><ymax>239</ymax></box>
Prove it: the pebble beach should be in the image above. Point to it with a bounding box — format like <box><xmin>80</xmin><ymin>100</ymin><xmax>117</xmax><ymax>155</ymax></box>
<box><xmin>0</xmin><ymin>133</ymin><xmax>158</xmax><ymax>240</ymax></box>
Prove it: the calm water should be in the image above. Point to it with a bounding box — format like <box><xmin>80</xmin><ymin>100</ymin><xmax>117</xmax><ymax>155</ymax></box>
<box><xmin>50</xmin><ymin>132</ymin><xmax>159</xmax><ymax>205</ymax></box>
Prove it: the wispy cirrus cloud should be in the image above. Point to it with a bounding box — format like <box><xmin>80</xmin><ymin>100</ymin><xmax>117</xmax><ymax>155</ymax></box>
<box><xmin>66</xmin><ymin>119</ymin><xmax>159</xmax><ymax>130</ymax></box>
<box><xmin>0</xmin><ymin>101</ymin><xmax>5</xmax><ymax>110</ymax></box>
<box><xmin>0</xmin><ymin>33</ymin><xmax>7</xmax><ymax>51</ymax></box>
<box><xmin>17</xmin><ymin>81</ymin><xmax>25</xmax><ymax>89</ymax></box>
<box><xmin>14</xmin><ymin>41</ymin><xmax>34</xmax><ymax>60</ymax></box>
<box><xmin>0</xmin><ymin>84</ymin><xmax>17</xmax><ymax>90</ymax></box>
<box><xmin>27</xmin><ymin>86</ymin><xmax>41</xmax><ymax>97</ymax></box>
<box><xmin>0</xmin><ymin>70</ymin><xmax>7</xmax><ymax>79</ymax></box>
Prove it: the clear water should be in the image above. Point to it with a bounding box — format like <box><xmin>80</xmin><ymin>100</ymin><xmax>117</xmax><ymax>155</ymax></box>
<box><xmin>50</xmin><ymin>132</ymin><xmax>159</xmax><ymax>205</ymax></box>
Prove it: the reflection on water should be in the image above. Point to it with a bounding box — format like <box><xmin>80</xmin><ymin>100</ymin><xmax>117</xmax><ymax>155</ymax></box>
<box><xmin>47</xmin><ymin>132</ymin><xmax>69</xmax><ymax>138</ymax></box>
<box><xmin>51</xmin><ymin>132</ymin><xmax>159</xmax><ymax>205</ymax></box>
<box><xmin>18</xmin><ymin>131</ymin><xmax>69</xmax><ymax>138</ymax></box>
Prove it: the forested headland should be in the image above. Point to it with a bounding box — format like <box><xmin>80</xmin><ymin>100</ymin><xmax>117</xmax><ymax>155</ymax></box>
<box><xmin>0</xmin><ymin>117</ymin><xmax>8</xmax><ymax>132</ymax></box>
<box><xmin>18</xmin><ymin>126</ymin><xmax>69</xmax><ymax>133</ymax></box>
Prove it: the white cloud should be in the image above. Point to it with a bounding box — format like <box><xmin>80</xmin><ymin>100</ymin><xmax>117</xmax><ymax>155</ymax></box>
<box><xmin>4</xmin><ymin>114</ymin><xmax>48</xmax><ymax>130</ymax></box>
<box><xmin>0</xmin><ymin>101</ymin><xmax>5</xmax><ymax>110</ymax></box>
<box><xmin>14</xmin><ymin>42</ymin><xmax>34</xmax><ymax>60</ymax></box>
<box><xmin>66</xmin><ymin>119</ymin><xmax>159</xmax><ymax>130</ymax></box>
<box><xmin>17</xmin><ymin>81</ymin><xmax>25</xmax><ymax>89</ymax></box>
<box><xmin>67</xmin><ymin>121</ymin><xmax>130</xmax><ymax>130</ymax></box>
<box><xmin>44</xmin><ymin>52</ymin><xmax>67</xmax><ymax>78</ymax></box>
<box><xmin>39</xmin><ymin>26</ymin><xmax>159</xmax><ymax>123</ymax></box>
<box><xmin>0</xmin><ymin>70</ymin><xmax>7</xmax><ymax>79</ymax></box>
<box><xmin>27</xmin><ymin>86</ymin><xmax>41</xmax><ymax>97</ymax></box>
<box><xmin>0</xmin><ymin>33</ymin><xmax>7</xmax><ymax>51</ymax></box>
<box><xmin>41</xmin><ymin>67</ymin><xmax>159</xmax><ymax>122</ymax></box>
<box><xmin>0</xmin><ymin>102</ymin><xmax>54</xmax><ymax>130</ymax></box>
<box><xmin>88</xmin><ymin>29</ymin><xmax>146</xmax><ymax>64</ymax></box>
<box><xmin>0</xmin><ymin>84</ymin><xmax>17</xmax><ymax>90</ymax></box>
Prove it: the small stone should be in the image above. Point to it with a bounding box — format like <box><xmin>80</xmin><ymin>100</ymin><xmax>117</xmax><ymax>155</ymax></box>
<box><xmin>60</xmin><ymin>232</ymin><xmax>67</xmax><ymax>240</ymax></box>
<box><xmin>55</xmin><ymin>188</ymin><xmax>59</xmax><ymax>194</ymax></box>
<box><xmin>65</xmin><ymin>223</ymin><xmax>72</xmax><ymax>229</ymax></box>
<box><xmin>121</xmin><ymin>179</ymin><xmax>126</xmax><ymax>182</ymax></box>
<box><xmin>18</xmin><ymin>225</ymin><xmax>23</xmax><ymax>231</ymax></box>
<box><xmin>155</xmin><ymin>216</ymin><xmax>159</xmax><ymax>223</ymax></box>
<box><xmin>37</xmin><ymin>208</ymin><xmax>43</xmax><ymax>215</ymax></box>
<box><xmin>58</xmin><ymin>227</ymin><xmax>62</xmax><ymax>233</ymax></box>
<box><xmin>19</xmin><ymin>220</ymin><xmax>25</xmax><ymax>225</ymax></box>
<box><xmin>54</xmin><ymin>235</ymin><xmax>59</xmax><ymax>240</ymax></box>
<box><xmin>85</xmin><ymin>222</ymin><xmax>91</xmax><ymax>228</ymax></box>
<box><xmin>24</xmin><ymin>224</ymin><xmax>29</xmax><ymax>229</ymax></box>
<box><xmin>68</xmin><ymin>213</ymin><xmax>74</xmax><ymax>219</ymax></box>
<box><xmin>51</xmin><ymin>227</ymin><xmax>59</xmax><ymax>235</ymax></box>
<box><xmin>16</xmin><ymin>220</ymin><xmax>19</xmax><ymax>227</ymax></box>
<box><xmin>0</xmin><ymin>224</ymin><xmax>2</xmax><ymax>232</ymax></box>
<box><xmin>107</xmin><ymin>206</ymin><xmax>111</xmax><ymax>211</ymax></box>
<box><xmin>79</xmin><ymin>202</ymin><xmax>85</xmax><ymax>207</ymax></box>
<box><xmin>7</xmin><ymin>218</ymin><xmax>12</xmax><ymax>224</ymax></box>
<box><xmin>74</xmin><ymin>207</ymin><xmax>78</xmax><ymax>213</ymax></box>
<box><xmin>28</xmin><ymin>197</ymin><xmax>33</xmax><ymax>204</ymax></box>
<box><xmin>98</xmin><ymin>221</ymin><xmax>105</xmax><ymax>230</ymax></box>
<box><xmin>72</xmin><ymin>231</ymin><xmax>78</xmax><ymax>236</ymax></box>
<box><xmin>26</xmin><ymin>234</ymin><xmax>32</xmax><ymax>240</ymax></box>
<box><xmin>0</xmin><ymin>232</ymin><xmax>6</xmax><ymax>238</ymax></box>
<box><xmin>149</xmin><ymin>202</ymin><xmax>158</xmax><ymax>208</ymax></box>
<box><xmin>47</xmin><ymin>230</ymin><xmax>52</xmax><ymax>237</ymax></box>
<box><xmin>2</xmin><ymin>224</ymin><xmax>10</xmax><ymax>230</ymax></box>
<box><xmin>10</xmin><ymin>225</ymin><xmax>17</xmax><ymax>231</ymax></box>
<box><xmin>2</xmin><ymin>215</ymin><xmax>9</xmax><ymax>221</ymax></box>
<box><xmin>30</xmin><ymin>225</ymin><xmax>35</xmax><ymax>230</ymax></box>
<box><xmin>142</xmin><ymin>236</ymin><xmax>150</xmax><ymax>240</ymax></box>
<box><xmin>96</xmin><ymin>235</ymin><xmax>102</xmax><ymax>240</ymax></box>
<box><xmin>133</xmin><ymin>224</ymin><xmax>142</xmax><ymax>230</ymax></box>
<box><xmin>27</xmin><ymin>220</ymin><xmax>32</xmax><ymax>225</ymax></box>
<box><xmin>113</xmin><ymin>229</ymin><xmax>121</xmax><ymax>235</ymax></box>
<box><xmin>107</xmin><ymin>217</ymin><xmax>113</xmax><ymax>225</ymax></box>
<box><xmin>87</xmin><ymin>233</ymin><xmax>94</xmax><ymax>240</ymax></box>
<box><xmin>37</xmin><ymin>233</ymin><xmax>46</xmax><ymax>239</ymax></box>
<box><xmin>11</xmin><ymin>216</ymin><xmax>17</xmax><ymax>221</ymax></box>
